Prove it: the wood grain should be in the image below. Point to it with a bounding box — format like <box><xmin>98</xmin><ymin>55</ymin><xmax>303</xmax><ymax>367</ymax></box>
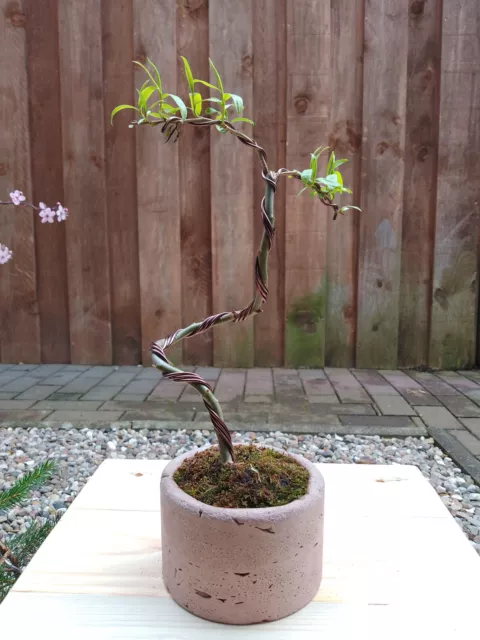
<box><xmin>134</xmin><ymin>0</ymin><xmax>182</xmax><ymax>364</ymax></box>
<box><xmin>398</xmin><ymin>0</ymin><xmax>441</xmax><ymax>367</ymax></box>
<box><xmin>326</xmin><ymin>0</ymin><xmax>363</xmax><ymax>367</ymax></box>
<box><xmin>284</xmin><ymin>0</ymin><xmax>331</xmax><ymax>368</ymax></box>
<box><xmin>25</xmin><ymin>0</ymin><xmax>70</xmax><ymax>363</ymax></box>
<box><xmin>429</xmin><ymin>0</ymin><xmax>480</xmax><ymax>368</ymax></box>
<box><xmin>252</xmin><ymin>0</ymin><xmax>286</xmax><ymax>366</ymax></box>
<box><xmin>0</xmin><ymin>0</ymin><xmax>40</xmax><ymax>363</ymax></box>
<box><xmin>356</xmin><ymin>0</ymin><xmax>409</xmax><ymax>368</ymax></box>
<box><xmin>102</xmin><ymin>0</ymin><xmax>141</xmax><ymax>365</ymax></box>
<box><xmin>1</xmin><ymin>459</ymin><xmax>478</xmax><ymax>637</ymax></box>
<box><xmin>58</xmin><ymin>0</ymin><xmax>112</xmax><ymax>364</ymax></box>
<box><xmin>177</xmin><ymin>0</ymin><xmax>212</xmax><ymax>366</ymax></box>
<box><xmin>209</xmin><ymin>0</ymin><xmax>254</xmax><ymax>367</ymax></box>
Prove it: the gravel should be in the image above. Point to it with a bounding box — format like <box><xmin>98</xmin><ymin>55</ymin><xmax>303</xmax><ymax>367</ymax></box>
<box><xmin>0</xmin><ymin>425</ymin><xmax>479</xmax><ymax>555</ymax></box>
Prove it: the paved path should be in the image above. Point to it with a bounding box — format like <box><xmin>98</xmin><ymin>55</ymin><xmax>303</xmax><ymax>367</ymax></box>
<box><xmin>0</xmin><ymin>364</ymin><xmax>479</xmax><ymax>482</ymax></box>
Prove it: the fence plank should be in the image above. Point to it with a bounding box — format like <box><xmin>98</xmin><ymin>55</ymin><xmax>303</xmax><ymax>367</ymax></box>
<box><xmin>325</xmin><ymin>0</ymin><xmax>363</xmax><ymax>367</ymax></box>
<box><xmin>284</xmin><ymin>0</ymin><xmax>331</xmax><ymax>368</ymax></box>
<box><xmin>25</xmin><ymin>0</ymin><xmax>69</xmax><ymax>364</ymax></box>
<box><xmin>134</xmin><ymin>0</ymin><xmax>182</xmax><ymax>365</ymax></box>
<box><xmin>429</xmin><ymin>0</ymin><xmax>480</xmax><ymax>368</ymax></box>
<box><xmin>252</xmin><ymin>0</ymin><xmax>286</xmax><ymax>366</ymax></box>
<box><xmin>58</xmin><ymin>0</ymin><xmax>111</xmax><ymax>364</ymax></box>
<box><xmin>356</xmin><ymin>0</ymin><xmax>409</xmax><ymax>368</ymax></box>
<box><xmin>177</xmin><ymin>0</ymin><xmax>212</xmax><ymax>366</ymax></box>
<box><xmin>103</xmin><ymin>0</ymin><xmax>141</xmax><ymax>365</ymax></box>
<box><xmin>209</xmin><ymin>0</ymin><xmax>254</xmax><ymax>367</ymax></box>
<box><xmin>398</xmin><ymin>0</ymin><xmax>441</xmax><ymax>368</ymax></box>
<box><xmin>0</xmin><ymin>1</ymin><xmax>40</xmax><ymax>363</ymax></box>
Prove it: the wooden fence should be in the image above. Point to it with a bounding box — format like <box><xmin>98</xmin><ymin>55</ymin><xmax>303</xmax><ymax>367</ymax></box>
<box><xmin>0</xmin><ymin>0</ymin><xmax>479</xmax><ymax>368</ymax></box>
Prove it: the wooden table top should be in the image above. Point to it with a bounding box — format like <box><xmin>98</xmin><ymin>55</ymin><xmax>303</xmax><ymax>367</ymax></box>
<box><xmin>1</xmin><ymin>459</ymin><xmax>479</xmax><ymax>639</ymax></box>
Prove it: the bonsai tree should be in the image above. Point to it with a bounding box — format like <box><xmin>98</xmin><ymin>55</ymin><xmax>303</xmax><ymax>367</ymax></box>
<box><xmin>0</xmin><ymin>192</ymin><xmax>68</xmax><ymax>264</ymax></box>
<box><xmin>113</xmin><ymin>58</ymin><xmax>359</xmax><ymax>466</ymax></box>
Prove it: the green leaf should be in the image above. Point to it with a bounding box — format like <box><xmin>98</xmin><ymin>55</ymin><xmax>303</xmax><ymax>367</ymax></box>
<box><xmin>138</xmin><ymin>86</ymin><xmax>156</xmax><ymax>111</ymax></box>
<box><xmin>195</xmin><ymin>79</ymin><xmax>220</xmax><ymax>92</ymax></box>
<box><xmin>190</xmin><ymin>92</ymin><xmax>202</xmax><ymax>116</ymax></box>
<box><xmin>181</xmin><ymin>56</ymin><xmax>195</xmax><ymax>94</ymax></box>
<box><xmin>310</xmin><ymin>154</ymin><xmax>318</xmax><ymax>181</ymax></box>
<box><xmin>300</xmin><ymin>169</ymin><xmax>313</xmax><ymax>183</ymax></box>
<box><xmin>149</xmin><ymin>112</ymin><xmax>165</xmax><ymax>119</ymax></box>
<box><xmin>231</xmin><ymin>117</ymin><xmax>254</xmax><ymax>125</ymax></box>
<box><xmin>110</xmin><ymin>104</ymin><xmax>140</xmax><ymax>124</ymax></box>
<box><xmin>147</xmin><ymin>58</ymin><xmax>162</xmax><ymax>94</ymax></box>
<box><xmin>296</xmin><ymin>186</ymin><xmax>309</xmax><ymax>197</ymax></box>
<box><xmin>133</xmin><ymin>60</ymin><xmax>160</xmax><ymax>92</ymax></box>
<box><xmin>340</xmin><ymin>205</ymin><xmax>362</xmax><ymax>213</ymax></box>
<box><xmin>203</xmin><ymin>97</ymin><xmax>223</xmax><ymax>104</ymax></box>
<box><xmin>215</xmin><ymin>124</ymin><xmax>227</xmax><ymax>133</ymax></box>
<box><xmin>313</xmin><ymin>145</ymin><xmax>329</xmax><ymax>158</ymax></box>
<box><xmin>209</xmin><ymin>59</ymin><xmax>224</xmax><ymax>95</ymax></box>
<box><xmin>167</xmin><ymin>94</ymin><xmax>187</xmax><ymax>120</ymax></box>
<box><xmin>205</xmin><ymin>107</ymin><xmax>220</xmax><ymax>115</ymax></box>
<box><xmin>333</xmin><ymin>158</ymin><xmax>348</xmax><ymax>170</ymax></box>
<box><xmin>333</xmin><ymin>170</ymin><xmax>343</xmax><ymax>187</ymax></box>
<box><xmin>326</xmin><ymin>151</ymin><xmax>335</xmax><ymax>175</ymax></box>
<box><xmin>229</xmin><ymin>93</ymin><xmax>244</xmax><ymax>114</ymax></box>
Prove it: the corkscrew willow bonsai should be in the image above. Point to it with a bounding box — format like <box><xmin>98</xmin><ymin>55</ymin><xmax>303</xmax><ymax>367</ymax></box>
<box><xmin>112</xmin><ymin>57</ymin><xmax>360</xmax><ymax>465</ymax></box>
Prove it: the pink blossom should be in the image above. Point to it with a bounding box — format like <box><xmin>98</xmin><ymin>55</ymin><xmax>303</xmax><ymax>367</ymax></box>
<box><xmin>0</xmin><ymin>244</ymin><xmax>13</xmax><ymax>264</ymax></box>
<box><xmin>39</xmin><ymin>202</ymin><xmax>55</xmax><ymax>224</ymax></box>
<box><xmin>9</xmin><ymin>190</ymin><xmax>26</xmax><ymax>205</ymax></box>
<box><xmin>56</xmin><ymin>202</ymin><xmax>69</xmax><ymax>222</ymax></box>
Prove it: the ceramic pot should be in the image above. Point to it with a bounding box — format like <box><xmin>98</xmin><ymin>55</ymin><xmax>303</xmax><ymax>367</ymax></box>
<box><xmin>161</xmin><ymin>445</ymin><xmax>325</xmax><ymax>625</ymax></box>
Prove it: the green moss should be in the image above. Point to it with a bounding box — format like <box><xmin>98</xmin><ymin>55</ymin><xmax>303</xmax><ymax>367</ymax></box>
<box><xmin>173</xmin><ymin>445</ymin><xmax>309</xmax><ymax>508</ymax></box>
<box><xmin>285</xmin><ymin>287</ymin><xmax>325</xmax><ymax>367</ymax></box>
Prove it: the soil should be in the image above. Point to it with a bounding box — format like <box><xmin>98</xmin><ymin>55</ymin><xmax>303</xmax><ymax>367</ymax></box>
<box><xmin>173</xmin><ymin>445</ymin><xmax>309</xmax><ymax>508</ymax></box>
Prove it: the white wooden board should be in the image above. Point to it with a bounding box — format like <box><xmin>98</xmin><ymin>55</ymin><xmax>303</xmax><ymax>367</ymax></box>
<box><xmin>0</xmin><ymin>459</ymin><xmax>479</xmax><ymax>638</ymax></box>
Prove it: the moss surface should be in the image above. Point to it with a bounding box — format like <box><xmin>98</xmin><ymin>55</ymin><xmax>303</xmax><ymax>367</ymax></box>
<box><xmin>173</xmin><ymin>445</ymin><xmax>309</xmax><ymax>508</ymax></box>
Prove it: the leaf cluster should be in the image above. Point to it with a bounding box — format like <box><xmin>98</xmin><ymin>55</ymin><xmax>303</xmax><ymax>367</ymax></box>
<box><xmin>111</xmin><ymin>57</ymin><xmax>254</xmax><ymax>131</ymax></box>
<box><xmin>296</xmin><ymin>147</ymin><xmax>361</xmax><ymax>215</ymax></box>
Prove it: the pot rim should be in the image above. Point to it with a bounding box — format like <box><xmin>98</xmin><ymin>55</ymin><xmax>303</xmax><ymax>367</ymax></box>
<box><xmin>161</xmin><ymin>443</ymin><xmax>324</xmax><ymax>521</ymax></box>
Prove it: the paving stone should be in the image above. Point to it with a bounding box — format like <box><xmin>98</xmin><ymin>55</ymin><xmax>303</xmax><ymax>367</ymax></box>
<box><xmin>245</xmin><ymin>368</ymin><xmax>274</xmax><ymax>396</ymax></box>
<box><xmin>374</xmin><ymin>395</ymin><xmax>417</xmax><ymax>416</ymax></box>
<box><xmin>194</xmin><ymin>367</ymin><xmax>221</xmax><ymax>382</ymax></box>
<box><xmin>436</xmin><ymin>370</ymin><xmax>480</xmax><ymax>392</ymax></box>
<box><xmin>460</xmin><ymin>418</ymin><xmax>480</xmax><ymax>438</ymax></box>
<box><xmin>149</xmin><ymin>380</ymin><xmax>185</xmax><ymax>401</ymax></box>
<box><xmin>48</xmin><ymin>392</ymin><xmax>83</xmax><ymax>401</ymax></box>
<box><xmin>100</xmin><ymin>371</ymin><xmax>139</xmax><ymax>386</ymax></box>
<box><xmin>15</xmin><ymin>385</ymin><xmax>61</xmax><ymax>401</ymax></box>
<box><xmin>453</xmin><ymin>430</ymin><xmax>480</xmax><ymax>456</ymax></box>
<box><xmin>66</xmin><ymin>365</ymin><xmax>94</xmax><ymax>372</ymax></box>
<box><xmin>194</xmin><ymin>411</ymin><xmax>270</xmax><ymax>424</ymax></box>
<box><xmin>0</xmin><ymin>371</ymin><xmax>30</xmax><ymax>386</ymax></box>
<box><xmin>0</xmin><ymin>391</ymin><xmax>16</xmax><ymax>399</ymax></box>
<box><xmin>244</xmin><ymin>395</ymin><xmax>274</xmax><ymax>403</ymax></box>
<box><xmin>29</xmin><ymin>364</ymin><xmax>66</xmax><ymax>378</ymax></box>
<box><xmin>37</xmin><ymin>370</ymin><xmax>83</xmax><ymax>386</ymax></box>
<box><xmin>0</xmin><ymin>410</ymin><xmax>53</xmax><ymax>422</ymax></box>
<box><xmin>415</xmin><ymin>406</ymin><xmax>463</xmax><ymax>429</ymax></box>
<box><xmin>407</xmin><ymin>371</ymin><xmax>460</xmax><ymax>396</ymax></box>
<box><xmin>299</xmin><ymin>369</ymin><xmax>336</xmax><ymax>396</ymax></box>
<box><xmin>214</xmin><ymin>371</ymin><xmax>246</xmax><ymax>402</ymax></box>
<box><xmin>339</xmin><ymin>415</ymin><xmax>415</xmax><ymax>427</ymax></box>
<box><xmin>0</xmin><ymin>365</ymin><xmax>12</xmax><ymax>372</ymax></box>
<box><xmin>273</xmin><ymin>369</ymin><xmax>307</xmax><ymax>403</ymax></box>
<box><xmin>437</xmin><ymin>395</ymin><xmax>480</xmax><ymax>418</ymax></box>
<box><xmin>43</xmin><ymin>410</ymin><xmax>124</xmax><ymax>423</ymax></box>
<box><xmin>121</xmin><ymin>379</ymin><xmax>158</xmax><ymax>395</ymax></box>
<box><xmin>58</xmin><ymin>377</ymin><xmax>100</xmax><ymax>394</ymax></box>
<box><xmin>428</xmin><ymin>428</ymin><xmax>480</xmax><ymax>486</ymax></box>
<box><xmin>324</xmin><ymin>368</ymin><xmax>371</xmax><ymax>403</ymax></box>
<box><xmin>113</xmin><ymin>393</ymin><xmax>148</xmax><ymax>402</ymax></box>
<box><xmin>81</xmin><ymin>386</ymin><xmax>123</xmax><ymax>401</ymax></box>
<box><xmin>12</xmin><ymin>364</ymin><xmax>39</xmax><ymax>371</ymax></box>
<box><xmin>307</xmin><ymin>395</ymin><xmax>340</xmax><ymax>404</ymax></box>
<box><xmin>378</xmin><ymin>370</ymin><xmax>423</xmax><ymax>390</ymax></box>
<box><xmin>351</xmin><ymin>370</ymin><xmax>399</xmax><ymax>395</ymax></box>
<box><xmin>0</xmin><ymin>400</ymin><xmax>36</xmax><ymax>410</ymax></box>
<box><xmin>0</xmin><ymin>376</ymin><xmax>39</xmax><ymax>393</ymax></box>
<box><xmin>397</xmin><ymin>388</ymin><xmax>441</xmax><ymax>406</ymax></box>
<box><xmin>136</xmin><ymin>367</ymin><xmax>162</xmax><ymax>380</ymax></box>
<box><xmin>81</xmin><ymin>366</ymin><xmax>117</xmax><ymax>378</ymax></box>
<box><xmin>34</xmin><ymin>400</ymin><xmax>103</xmax><ymax>411</ymax></box>
<box><xmin>458</xmin><ymin>370</ymin><xmax>480</xmax><ymax>383</ymax></box>
<box><xmin>296</xmin><ymin>403</ymin><xmax>376</xmax><ymax>416</ymax></box>
<box><xmin>464</xmin><ymin>389</ymin><xmax>480</xmax><ymax>406</ymax></box>
<box><xmin>122</xmin><ymin>408</ymin><xmax>195</xmax><ymax>421</ymax></box>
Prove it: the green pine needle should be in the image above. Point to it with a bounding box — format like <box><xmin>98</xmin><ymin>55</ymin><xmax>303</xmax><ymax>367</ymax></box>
<box><xmin>0</xmin><ymin>461</ymin><xmax>55</xmax><ymax>513</ymax></box>
<box><xmin>0</xmin><ymin>566</ymin><xmax>17</xmax><ymax>602</ymax></box>
<box><xmin>7</xmin><ymin>517</ymin><xmax>59</xmax><ymax>567</ymax></box>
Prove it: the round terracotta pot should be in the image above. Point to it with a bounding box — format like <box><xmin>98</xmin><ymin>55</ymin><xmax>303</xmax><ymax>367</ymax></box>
<box><xmin>160</xmin><ymin>445</ymin><xmax>325</xmax><ymax>625</ymax></box>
